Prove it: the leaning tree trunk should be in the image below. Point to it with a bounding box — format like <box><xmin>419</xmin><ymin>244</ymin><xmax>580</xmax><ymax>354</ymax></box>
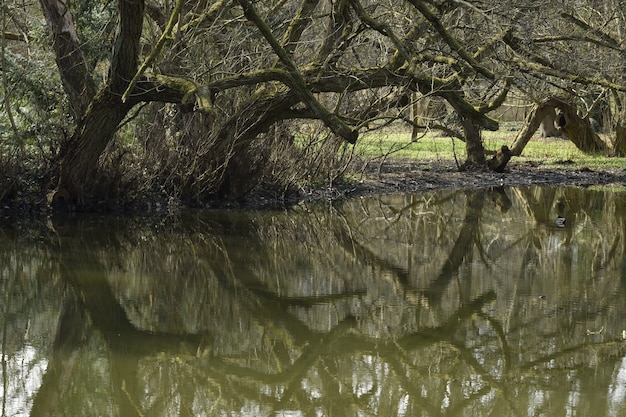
<box><xmin>539</xmin><ymin>108</ymin><xmax>561</xmax><ymax>138</ymax></box>
<box><xmin>56</xmin><ymin>93</ymin><xmax>135</xmax><ymax>203</ymax></box>
<box><xmin>509</xmin><ymin>100</ymin><xmax>558</xmax><ymax>156</ymax></box>
<box><xmin>556</xmin><ymin>105</ymin><xmax>608</xmax><ymax>153</ymax></box>
<box><xmin>510</xmin><ymin>97</ymin><xmax>610</xmax><ymax>157</ymax></box>
<box><xmin>44</xmin><ymin>0</ymin><xmax>145</xmax><ymax>207</ymax></box>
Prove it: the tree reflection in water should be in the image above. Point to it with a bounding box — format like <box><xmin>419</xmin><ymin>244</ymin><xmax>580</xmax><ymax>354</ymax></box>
<box><xmin>2</xmin><ymin>186</ymin><xmax>626</xmax><ymax>416</ymax></box>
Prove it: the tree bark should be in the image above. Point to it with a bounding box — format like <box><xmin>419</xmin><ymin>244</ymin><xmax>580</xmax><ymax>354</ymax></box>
<box><xmin>460</xmin><ymin>115</ymin><xmax>486</xmax><ymax>168</ymax></box>
<box><xmin>556</xmin><ymin>105</ymin><xmax>608</xmax><ymax>153</ymax></box>
<box><xmin>108</xmin><ymin>0</ymin><xmax>145</xmax><ymax>94</ymax></box>
<box><xmin>57</xmin><ymin>92</ymin><xmax>135</xmax><ymax>202</ymax></box>
<box><xmin>510</xmin><ymin>99</ymin><xmax>558</xmax><ymax>156</ymax></box>
<box><xmin>38</xmin><ymin>0</ymin><xmax>96</xmax><ymax>119</ymax></box>
<box><xmin>510</xmin><ymin>97</ymin><xmax>610</xmax><ymax>157</ymax></box>
<box><xmin>487</xmin><ymin>145</ymin><xmax>513</xmax><ymax>173</ymax></box>
<box><xmin>539</xmin><ymin>108</ymin><xmax>561</xmax><ymax>138</ymax></box>
<box><xmin>615</xmin><ymin>124</ymin><xmax>626</xmax><ymax>156</ymax></box>
<box><xmin>50</xmin><ymin>0</ymin><xmax>145</xmax><ymax>206</ymax></box>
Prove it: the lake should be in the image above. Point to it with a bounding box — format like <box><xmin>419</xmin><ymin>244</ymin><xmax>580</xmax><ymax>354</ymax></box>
<box><xmin>2</xmin><ymin>185</ymin><xmax>626</xmax><ymax>416</ymax></box>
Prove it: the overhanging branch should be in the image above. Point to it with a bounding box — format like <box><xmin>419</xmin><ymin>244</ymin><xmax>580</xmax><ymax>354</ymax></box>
<box><xmin>122</xmin><ymin>0</ymin><xmax>183</xmax><ymax>103</ymax></box>
<box><xmin>131</xmin><ymin>75</ymin><xmax>215</xmax><ymax>115</ymax></box>
<box><xmin>237</xmin><ymin>0</ymin><xmax>358</xmax><ymax>144</ymax></box>
<box><xmin>407</xmin><ymin>0</ymin><xmax>495</xmax><ymax>80</ymax></box>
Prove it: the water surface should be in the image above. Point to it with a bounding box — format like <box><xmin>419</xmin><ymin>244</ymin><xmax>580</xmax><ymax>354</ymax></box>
<box><xmin>2</xmin><ymin>185</ymin><xmax>626</xmax><ymax>416</ymax></box>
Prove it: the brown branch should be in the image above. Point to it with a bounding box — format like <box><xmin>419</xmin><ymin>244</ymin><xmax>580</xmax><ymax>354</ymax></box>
<box><xmin>122</xmin><ymin>0</ymin><xmax>183</xmax><ymax>103</ymax></box>
<box><xmin>407</xmin><ymin>0</ymin><xmax>495</xmax><ymax>80</ymax></box>
<box><xmin>314</xmin><ymin>0</ymin><xmax>355</xmax><ymax>74</ymax></box>
<box><xmin>1</xmin><ymin>31</ymin><xmax>25</xmax><ymax>41</ymax></box>
<box><xmin>348</xmin><ymin>0</ymin><xmax>412</xmax><ymax>62</ymax></box>
<box><xmin>237</xmin><ymin>0</ymin><xmax>358</xmax><ymax>143</ymax></box>
<box><xmin>504</xmin><ymin>32</ymin><xmax>626</xmax><ymax>92</ymax></box>
<box><xmin>560</xmin><ymin>12</ymin><xmax>622</xmax><ymax>50</ymax></box>
<box><xmin>532</xmin><ymin>35</ymin><xmax>625</xmax><ymax>54</ymax></box>
<box><xmin>281</xmin><ymin>0</ymin><xmax>321</xmax><ymax>55</ymax></box>
<box><xmin>179</xmin><ymin>0</ymin><xmax>229</xmax><ymax>34</ymax></box>
<box><xmin>511</xmin><ymin>57</ymin><xmax>626</xmax><ymax>92</ymax></box>
<box><xmin>476</xmin><ymin>78</ymin><xmax>511</xmax><ymax>113</ymax></box>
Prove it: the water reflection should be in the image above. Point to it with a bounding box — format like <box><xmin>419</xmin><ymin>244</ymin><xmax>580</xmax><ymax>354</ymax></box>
<box><xmin>3</xmin><ymin>185</ymin><xmax>626</xmax><ymax>416</ymax></box>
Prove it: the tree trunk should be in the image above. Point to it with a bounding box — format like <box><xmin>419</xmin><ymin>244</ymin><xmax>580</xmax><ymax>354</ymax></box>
<box><xmin>510</xmin><ymin>97</ymin><xmax>610</xmax><ymax>158</ymax></box>
<box><xmin>487</xmin><ymin>145</ymin><xmax>512</xmax><ymax>173</ymax></box>
<box><xmin>460</xmin><ymin>115</ymin><xmax>486</xmax><ymax>168</ymax></box>
<box><xmin>556</xmin><ymin>105</ymin><xmax>608</xmax><ymax>153</ymax></box>
<box><xmin>615</xmin><ymin>124</ymin><xmax>626</xmax><ymax>156</ymax></box>
<box><xmin>510</xmin><ymin>100</ymin><xmax>558</xmax><ymax>155</ymax></box>
<box><xmin>38</xmin><ymin>0</ymin><xmax>96</xmax><ymax>119</ymax></box>
<box><xmin>539</xmin><ymin>108</ymin><xmax>561</xmax><ymax>138</ymax></box>
<box><xmin>43</xmin><ymin>0</ymin><xmax>145</xmax><ymax>207</ymax></box>
<box><xmin>57</xmin><ymin>92</ymin><xmax>134</xmax><ymax>202</ymax></box>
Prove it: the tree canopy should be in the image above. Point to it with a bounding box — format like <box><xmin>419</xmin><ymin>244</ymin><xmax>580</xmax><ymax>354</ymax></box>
<box><xmin>1</xmin><ymin>0</ymin><xmax>625</xmax><ymax>209</ymax></box>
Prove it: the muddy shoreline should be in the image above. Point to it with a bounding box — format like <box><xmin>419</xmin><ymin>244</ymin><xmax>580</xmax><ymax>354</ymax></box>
<box><xmin>2</xmin><ymin>159</ymin><xmax>626</xmax><ymax>219</ymax></box>
<box><xmin>293</xmin><ymin>160</ymin><xmax>626</xmax><ymax>205</ymax></box>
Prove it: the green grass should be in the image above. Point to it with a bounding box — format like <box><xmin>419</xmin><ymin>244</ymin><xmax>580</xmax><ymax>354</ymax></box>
<box><xmin>355</xmin><ymin>128</ymin><xmax>626</xmax><ymax>170</ymax></box>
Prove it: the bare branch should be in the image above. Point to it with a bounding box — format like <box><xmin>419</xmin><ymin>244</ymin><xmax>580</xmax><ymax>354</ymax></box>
<box><xmin>407</xmin><ymin>0</ymin><xmax>495</xmax><ymax>80</ymax></box>
<box><xmin>1</xmin><ymin>31</ymin><xmax>26</xmax><ymax>41</ymax></box>
<box><xmin>281</xmin><ymin>0</ymin><xmax>321</xmax><ymax>54</ymax></box>
<box><xmin>122</xmin><ymin>0</ymin><xmax>183</xmax><ymax>103</ymax></box>
<box><xmin>560</xmin><ymin>12</ymin><xmax>621</xmax><ymax>50</ymax></box>
<box><xmin>237</xmin><ymin>0</ymin><xmax>358</xmax><ymax>144</ymax></box>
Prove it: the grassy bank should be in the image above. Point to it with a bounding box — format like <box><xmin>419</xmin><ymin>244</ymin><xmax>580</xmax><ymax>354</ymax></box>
<box><xmin>355</xmin><ymin>128</ymin><xmax>626</xmax><ymax>170</ymax></box>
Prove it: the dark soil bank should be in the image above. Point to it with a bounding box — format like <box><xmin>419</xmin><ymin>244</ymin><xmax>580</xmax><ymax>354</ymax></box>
<box><xmin>3</xmin><ymin>160</ymin><xmax>626</xmax><ymax>218</ymax></box>
<box><xmin>296</xmin><ymin>160</ymin><xmax>626</xmax><ymax>204</ymax></box>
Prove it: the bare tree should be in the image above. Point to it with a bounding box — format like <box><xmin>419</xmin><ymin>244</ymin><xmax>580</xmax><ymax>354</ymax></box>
<box><xmin>22</xmin><ymin>0</ymin><xmax>626</xmax><ymax>208</ymax></box>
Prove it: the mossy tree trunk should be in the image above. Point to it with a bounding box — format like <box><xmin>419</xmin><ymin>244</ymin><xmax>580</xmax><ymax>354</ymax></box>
<box><xmin>460</xmin><ymin>115</ymin><xmax>487</xmax><ymax>168</ymax></box>
<box><xmin>556</xmin><ymin>104</ymin><xmax>608</xmax><ymax>153</ymax></box>
<box><xmin>510</xmin><ymin>97</ymin><xmax>610</xmax><ymax>158</ymax></box>
<box><xmin>41</xmin><ymin>0</ymin><xmax>213</xmax><ymax>207</ymax></box>
<box><xmin>49</xmin><ymin>0</ymin><xmax>144</xmax><ymax>205</ymax></box>
<box><xmin>56</xmin><ymin>94</ymin><xmax>135</xmax><ymax>203</ymax></box>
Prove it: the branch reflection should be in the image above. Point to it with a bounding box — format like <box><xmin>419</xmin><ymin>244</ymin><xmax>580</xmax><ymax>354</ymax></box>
<box><xmin>2</xmin><ymin>186</ymin><xmax>626</xmax><ymax>416</ymax></box>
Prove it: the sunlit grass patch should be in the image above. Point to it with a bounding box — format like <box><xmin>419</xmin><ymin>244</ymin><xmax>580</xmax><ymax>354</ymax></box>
<box><xmin>356</xmin><ymin>128</ymin><xmax>626</xmax><ymax>169</ymax></box>
<box><xmin>355</xmin><ymin>130</ymin><xmax>467</xmax><ymax>162</ymax></box>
